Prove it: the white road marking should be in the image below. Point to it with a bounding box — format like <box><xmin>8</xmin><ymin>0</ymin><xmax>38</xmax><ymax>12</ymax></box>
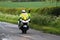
<box><xmin>20</xmin><ymin>35</ymin><xmax>33</xmax><ymax>39</ymax></box>
<box><xmin>22</xmin><ymin>35</ymin><xmax>32</xmax><ymax>38</ymax></box>
<box><xmin>2</xmin><ymin>38</ymin><xmax>8</xmax><ymax>40</ymax></box>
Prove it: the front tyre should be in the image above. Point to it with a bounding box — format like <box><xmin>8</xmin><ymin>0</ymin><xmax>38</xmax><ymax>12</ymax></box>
<box><xmin>22</xmin><ymin>30</ymin><xmax>27</xmax><ymax>34</ymax></box>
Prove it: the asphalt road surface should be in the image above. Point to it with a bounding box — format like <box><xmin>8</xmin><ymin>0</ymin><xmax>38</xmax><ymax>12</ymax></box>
<box><xmin>0</xmin><ymin>22</ymin><xmax>60</xmax><ymax>40</ymax></box>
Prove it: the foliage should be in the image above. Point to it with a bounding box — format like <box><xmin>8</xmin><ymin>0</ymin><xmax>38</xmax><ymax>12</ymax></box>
<box><xmin>0</xmin><ymin>12</ymin><xmax>18</xmax><ymax>24</ymax></box>
<box><xmin>0</xmin><ymin>7</ymin><xmax>60</xmax><ymax>35</ymax></box>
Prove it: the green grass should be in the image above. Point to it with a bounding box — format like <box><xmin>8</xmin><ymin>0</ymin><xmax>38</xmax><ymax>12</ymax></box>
<box><xmin>0</xmin><ymin>2</ymin><xmax>60</xmax><ymax>8</ymax></box>
<box><xmin>31</xmin><ymin>24</ymin><xmax>60</xmax><ymax>35</ymax></box>
<box><xmin>0</xmin><ymin>12</ymin><xmax>18</xmax><ymax>24</ymax></box>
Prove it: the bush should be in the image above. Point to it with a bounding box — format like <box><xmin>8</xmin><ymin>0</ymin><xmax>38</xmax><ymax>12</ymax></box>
<box><xmin>0</xmin><ymin>8</ymin><xmax>24</xmax><ymax>15</ymax></box>
<box><xmin>35</xmin><ymin>7</ymin><xmax>60</xmax><ymax>16</ymax></box>
<box><xmin>0</xmin><ymin>7</ymin><xmax>60</xmax><ymax>16</ymax></box>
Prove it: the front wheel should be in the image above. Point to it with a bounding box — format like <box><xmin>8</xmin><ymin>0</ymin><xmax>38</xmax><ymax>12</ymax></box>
<box><xmin>22</xmin><ymin>30</ymin><xmax>27</xmax><ymax>34</ymax></box>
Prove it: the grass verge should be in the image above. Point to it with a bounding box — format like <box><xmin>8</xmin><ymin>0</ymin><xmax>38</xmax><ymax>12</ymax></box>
<box><xmin>30</xmin><ymin>23</ymin><xmax>60</xmax><ymax>35</ymax></box>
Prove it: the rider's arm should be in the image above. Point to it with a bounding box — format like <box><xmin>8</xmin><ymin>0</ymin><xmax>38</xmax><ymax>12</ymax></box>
<box><xmin>18</xmin><ymin>14</ymin><xmax>22</xmax><ymax>21</ymax></box>
<box><xmin>28</xmin><ymin>14</ymin><xmax>31</xmax><ymax>22</ymax></box>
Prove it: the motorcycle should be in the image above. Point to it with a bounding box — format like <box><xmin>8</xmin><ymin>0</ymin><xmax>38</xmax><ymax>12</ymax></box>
<box><xmin>18</xmin><ymin>19</ymin><xmax>30</xmax><ymax>34</ymax></box>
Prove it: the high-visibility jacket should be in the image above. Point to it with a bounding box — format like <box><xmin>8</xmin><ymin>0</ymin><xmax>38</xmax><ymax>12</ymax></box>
<box><xmin>19</xmin><ymin>13</ymin><xmax>31</xmax><ymax>20</ymax></box>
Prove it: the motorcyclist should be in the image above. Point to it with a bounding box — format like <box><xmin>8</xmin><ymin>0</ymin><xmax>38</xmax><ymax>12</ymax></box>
<box><xmin>18</xmin><ymin>9</ymin><xmax>31</xmax><ymax>29</ymax></box>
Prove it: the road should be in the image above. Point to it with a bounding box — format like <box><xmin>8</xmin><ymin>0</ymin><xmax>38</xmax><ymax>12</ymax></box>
<box><xmin>0</xmin><ymin>22</ymin><xmax>60</xmax><ymax>40</ymax></box>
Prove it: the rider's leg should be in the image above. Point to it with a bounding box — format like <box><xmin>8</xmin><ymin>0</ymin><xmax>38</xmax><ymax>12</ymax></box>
<box><xmin>18</xmin><ymin>21</ymin><xmax>21</xmax><ymax>29</ymax></box>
